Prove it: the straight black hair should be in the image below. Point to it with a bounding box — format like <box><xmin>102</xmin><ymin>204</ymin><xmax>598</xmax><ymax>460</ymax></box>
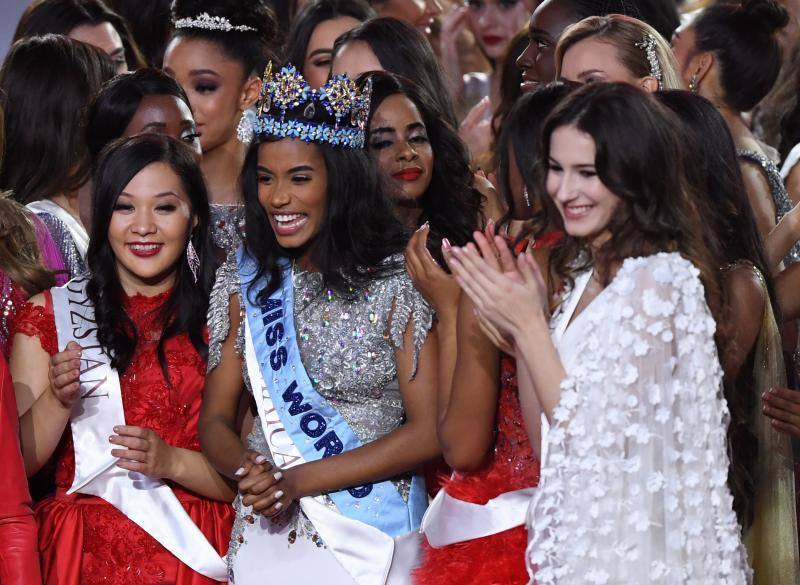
<box><xmin>13</xmin><ymin>0</ymin><xmax>146</xmax><ymax>71</ymax></box>
<box><xmin>87</xmin><ymin>134</ymin><xmax>214</xmax><ymax>381</ymax></box>
<box><xmin>285</xmin><ymin>0</ymin><xmax>375</xmax><ymax>70</ymax></box>
<box><xmin>333</xmin><ymin>17</ymin><xmax>457</xmax><ymax>127</ymax></box>
<box><xmin>86</xmin><ymin>68</ymin><xmax>194</xmax><ymax>161</ymax></box>
<box><xmin>0</xmin><ymin>34</ymin><xmax>116</xmax><ymax>204</ymax></box>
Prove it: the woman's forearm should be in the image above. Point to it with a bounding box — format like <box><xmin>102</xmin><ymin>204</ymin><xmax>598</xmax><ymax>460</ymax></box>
<box><xmin>199</xmin><ymin>414</ymin><xmax>248</xmax><ymax>481</ymax></box>
<box><xmin>514</xmin><ymin>314</ymin><xmax>567</xmax><ymax>421</ymax></box>
<box><xmin>168</xmin><ymin>446</ymin><xmax>236</xmax><ymax>502</ymax></box>
<box><xmin>291</xmin><ymin>420</ymin><xmax>440</xmax><ymax>499</ymax></box>
<box><xmin>19</xmin><ymin>388</ymin><xmax>71</xmax><ymax>476</ymax></box>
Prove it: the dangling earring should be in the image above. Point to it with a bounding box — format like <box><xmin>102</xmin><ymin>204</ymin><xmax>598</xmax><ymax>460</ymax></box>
<box><xmin>523</xmin><ymin>186</ymin><xmax>531</xmax><ymax>208</ymax></box>
<box><xmin>688</xmin><ymin>73</ymin><xmax>699</xmax><ymax>93</ymax></box>
<box><xmin>186</xmin><ymin>238</ymin><xmax>200</xmax><ymax>283</ymax></box>
<box><xmin>236</xmin><ymin>109</ymin><xmax>255</xmax><ymax>144</ymax></box>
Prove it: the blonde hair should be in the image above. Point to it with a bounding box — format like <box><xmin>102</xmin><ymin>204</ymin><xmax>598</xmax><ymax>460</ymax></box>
<box><xmin>0</xmin><ymin>193</ymin><xmax>54</xmax><ymax>297</ymax></box>
<box><xmin>555</xmin><ymin>15</ymin><xmax>682</xmax><ymax>90</ymax></box>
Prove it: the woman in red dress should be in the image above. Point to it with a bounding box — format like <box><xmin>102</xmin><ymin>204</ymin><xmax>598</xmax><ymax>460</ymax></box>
<box><xmin>0</xmin><ymin>352</ymin><xmax>41</xmax><ymax>585</ymax></box>
<box><xmin>10</xmin><ymin>135</ymin><xmax>233</xmax><ymax>584</ymax></box>
<box><xmin>413</xmin><ymin>83</ymin><xmax>572</xmax><ymax>585</ymax></box>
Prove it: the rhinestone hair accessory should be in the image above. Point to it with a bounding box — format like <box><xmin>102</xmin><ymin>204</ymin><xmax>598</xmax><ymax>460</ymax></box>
<box><xmin>254</xmin><ymin>62</ymin><xmax>372</xmax><ymax>148</ymax></box>
<box><xmin>635</xmin><ymin>33</ymin><xmax>663</xmax><ymax>90</ymax></box>
<box><xmin>173</xmin><ymin>12</ymin><xmax>257</xmax><ymax>32</ymax></box>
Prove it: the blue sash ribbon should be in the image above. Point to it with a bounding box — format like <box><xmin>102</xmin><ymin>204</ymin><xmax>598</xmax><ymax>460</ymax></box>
<box><xmin>237</xmin><ymin>250</ymin><xmax>426</xmax><ymax>537</ymax></box>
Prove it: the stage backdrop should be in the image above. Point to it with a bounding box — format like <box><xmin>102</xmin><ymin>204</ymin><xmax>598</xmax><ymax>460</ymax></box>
<box><xmin>1</xmin><ymin>0</ymin><xmax>30</xmax><ymax>62</ymax></box>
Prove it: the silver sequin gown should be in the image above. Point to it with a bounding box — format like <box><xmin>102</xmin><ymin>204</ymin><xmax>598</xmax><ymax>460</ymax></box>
<box><xmin>207</xmin><ymin>256</ymin><xmax>433</xmax><ymax>584</ymax></box>
<box><xmin>32</xmin><ymin>211</ymin><xmax>86</xmax><ymax>278</ymax></box>
<box><xmin>738</xmin><ymin>148</ymin><xmax>799</xmax><ymax>265</ymax></box>
<box><xmin>209</xmin><ymin>203</ymin><xmax>246</xmax><ymax>259</ymax></box>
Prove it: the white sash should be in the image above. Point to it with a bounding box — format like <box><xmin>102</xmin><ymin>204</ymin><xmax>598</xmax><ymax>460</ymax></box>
<box><xmin>243</xmin><ymin>320</ymin><xmax>420</xmax><ymax>585</ymax></box>
<box><xmin>421</xmin><ymin>270</ymin><xmax>595</xmax><ymax>550</ymax></box>
<box><xmin>51</xmin><ymin>278</ymin><xmax>227</xmax><ymax>581</ymax></box>
<box><xmin>26</xmin><ymin>199</ymin><xmax>89</xmax><ymax>258</ymax></box>
<box><xmin>421</xmin><ymin>487</ymin><xmax>536</xmax><ymax>548</ymax></box>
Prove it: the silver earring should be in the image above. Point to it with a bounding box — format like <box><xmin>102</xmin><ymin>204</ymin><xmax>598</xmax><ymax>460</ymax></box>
<box><xmin>236</xmin><ymin>110</ymin><xmax>255</xmax><ymax>144</ymax></box>
<box><xmin>688</xmin><ymin>74</ymin><xmax>699</xmax><ymax>93</ymax></box>
<box><xmin>186</xmin><ymin>239</ymin><xmax>200</xmax><ymax>283</ymax></box>
<box><xmin>523</xmin><ymin>186</ymin><xmax>531</xmax><ymax>208</ymax></box>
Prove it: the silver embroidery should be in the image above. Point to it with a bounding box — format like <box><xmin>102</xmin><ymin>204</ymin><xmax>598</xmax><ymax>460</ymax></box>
<box><xmin>209</xmin><ymin>255</ymin><xmax>432</xmax><ymax>546</ymax></box>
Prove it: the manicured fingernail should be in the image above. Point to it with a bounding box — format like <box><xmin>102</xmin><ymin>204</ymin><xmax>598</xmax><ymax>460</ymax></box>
<box><xmin>274</xmin><ymin>490</ymin><xmax>284</xmax><ymax>500</ymax></box>
<box><xmin>442</xmin><ymin>238</ymin><xmax>451</xmax><ymax>250</ymax></box>
<box><xmin>273</xmin><ymin>471</ymin><xmax>283</xmax><ymax>481</ymax></box>
<box><xmin>417</xmin><ymin>221</ymin><xmax>429</xmax><ymax>232</ymax></box>
<box><xmin>234</xmin><ymin>467</ymin><xmax>246</xmax><ymax>476</ymax></box>
<box><xmin>113</xmin><ymin>426</ymin><xmax>120</xmax><ymax>432</ymax></box>
<box><xmin>255</xmin><ymin>455</ymin><xmax>267</xmax><ymax>464</ymax></box>
<box><xmin>274</xmin><ymin>502</ymin><xmax>283</xmax><ymax>510</ymax></box>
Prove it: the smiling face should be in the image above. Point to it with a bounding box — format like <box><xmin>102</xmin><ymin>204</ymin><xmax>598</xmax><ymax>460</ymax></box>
<box><xmin>546</xmin><ymin>124</ymin><xmax>620</xmax><ymax>243</ymax></box>
<box><xmin>163</xmin><ymin>37</ymin><xmax>249</xmax><ymax>154</ymax></box>
<box><xmin>69</xmin><ymin>21</ymin><xmax>127</xmax><ymax>73</ymax></box>
<box><xmin>330</xmin><ymin>40</ymin><xmax>384</xmax><ymax>79</ymax></box>
<box><xmin>560</xmin><ymin>37</ymin><xmax>641</xmax><ymax>85</ymax></box>
<box><xmin>368</xmin><ymin>94</ymin><xmax>434</xmax><ymax>204</ymax></box>
<box><xmin>516</xmin><ymin>0</ymin><xmax>577</xmax><ymax>91</ymax></box>
<box><xmin>303</xmin><ymin>16</ymin><xmax>363</xmax><ymax>88</ymax></box>
<box><xmin>466</xmin><ymin>0</ymin><xmax>530</xmax><ymax>61</ymax></box>
<box><xmin>123</xmin><ymin>95</ymin><xmax>201</xmax><ymax>156</ymax></box>
<box><xmin>256</xmin><ymin>139</ymin><xmax>328</xmax><ymax>259</ymax></box>
<box><xmin>108</xmin><ymin>162</ymin><xmax>196</xmax><ymax>293</ymax></box>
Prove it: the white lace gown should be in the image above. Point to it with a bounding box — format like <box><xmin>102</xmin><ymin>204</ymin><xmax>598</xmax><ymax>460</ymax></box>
<box><xmin>526</xmin><ymin>252</ymin><xmax>751</xmax><ymax>584</ymax></box>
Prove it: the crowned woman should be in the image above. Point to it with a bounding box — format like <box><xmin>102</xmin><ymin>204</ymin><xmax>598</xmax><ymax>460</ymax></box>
<box><xmin>199</xmin><ymin>64</ymin><xmax>440</xmax><ymax>585</ymax></box>
<box><xmin>10</xmin><ymin>135</ymin><xmax>233</xmax><ymax>584</ymax></box>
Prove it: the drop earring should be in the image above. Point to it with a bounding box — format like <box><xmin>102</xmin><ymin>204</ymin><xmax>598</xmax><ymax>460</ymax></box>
<box><xmin>236</xmin><ymin>110</ymin><xmax>255</xmax><ymax>143</ymax></box>
<box><xmin>688</xmin><ymin>73</ymin><xmax>699</xmax><ymax>93</ymax></box>
<box><xmin>186</xmin><ymin>238</ymin><xmax>200</xmax><ymax>283</ymax></box>
<box><xmin>523</xmin><ymin>186</ymin><xmax>531</xmax><ymax>208</ymax></box>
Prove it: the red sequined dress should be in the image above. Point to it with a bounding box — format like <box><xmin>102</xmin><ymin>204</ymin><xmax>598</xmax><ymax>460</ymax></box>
<box><xmin>413</xmin><ymin>354</ymin><xmax>540</xmax><ymax>585</ymax></box>
<box><xmin>13</xmin><ymin>290</ymin><xmax>234</xmax><ymax>585</ymax></box>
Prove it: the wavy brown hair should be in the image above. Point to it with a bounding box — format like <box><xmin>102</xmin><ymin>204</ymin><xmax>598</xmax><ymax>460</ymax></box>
<box><xmin>531</xmin><ymin>83</ymin><xmax>723</xmax><ymax>325</ymax></box>
<box><xmin>0</xmin><ymin>194</ymin><xmax>55</xmax><ymax>297</ymax></box>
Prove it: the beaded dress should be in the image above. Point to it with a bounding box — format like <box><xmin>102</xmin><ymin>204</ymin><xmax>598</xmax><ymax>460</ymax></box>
<box><xmin>209</xmin><ymin>204</ymin><xmax>245</xmax><ymax>259</ymax></box>
<box><xmin>12</xmin><ymin>290</ymin><xmax>234</xmax><ymax>585</ymax></box>
<box><xmin>26</xmin><ymin>200</ymin><xmax>88</xmax><ymax>279</ymax></box>
<box><xmin>525</xmin><ymin>253</ymin><xmax>750</xmax><ymax>584</ymax></box>
<box><xmin>207</xmin><ymin>256</ymin><xmax>433</xmax><ymax>584</ymax></box>
<box><xmin>738</xmin><ymin>149</ymin><xmax>799</xmax><ymax>265</ymax></box>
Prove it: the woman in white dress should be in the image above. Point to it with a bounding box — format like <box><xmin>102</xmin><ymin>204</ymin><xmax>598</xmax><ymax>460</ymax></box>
<box><xmin>447</xmin><ymin>82</ymin><xmax>751</xmax><ymax>584</ymax></box>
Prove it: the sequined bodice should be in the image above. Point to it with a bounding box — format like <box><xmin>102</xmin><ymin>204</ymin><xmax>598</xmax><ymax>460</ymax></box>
<box><xmin>34</xmin><ymin>211</ymin><xmax>86</xmax><ymax>278</ymax></box>
<box><xmin>0</xmin><ymin>273</ymin><xmax>26</xmax><ymax>359</ymax></box>
<box><xmin>738</xmin><ymin>148</ymin><xmax>799</xmax><ymax>264</ymax></box>
<box><xmin>210</xmin><ymin>204</ymin><xmax>245</xmax><ymax>258</ymax></box>
<box><xmin>291</xmin><ymin>268</ymin><xmax>406</xmax><ymax>441</ymax></box>
<box><xmin>442</xmin><ymin>355</ymin><xmax>539</xmax><ymax>504</ymax></box>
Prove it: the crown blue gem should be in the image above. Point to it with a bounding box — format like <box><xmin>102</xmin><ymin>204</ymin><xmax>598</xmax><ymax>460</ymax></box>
<box><xmin>254</xmin><ymin>63</ymin><xmax>372</xmax><ymax>149</ymax></box>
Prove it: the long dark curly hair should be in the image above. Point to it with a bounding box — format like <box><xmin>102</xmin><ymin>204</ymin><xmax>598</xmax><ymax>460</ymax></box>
<box><xmin>242</xmin><ymin>137</ymin><xmax>407</xmax><ymax>303</ymax></box>
<box><xmin>531</xmin><ymin>83</ymin><xmax>723</xmax><ymax>323</ymax></box>
<box><xmin>365</xmin><ymin>71</ymin><xmax>484</xmax><ymax>267</ymax></box>
<box><xmin>87</xmin><ymin>134</ymin><xmax>214</xmax><ymax>381</ymax></box>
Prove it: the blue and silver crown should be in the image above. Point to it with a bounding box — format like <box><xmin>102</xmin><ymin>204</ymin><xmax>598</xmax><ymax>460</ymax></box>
<box><xmin>254</xmin><ymin>63</ymin><xmax>372</xmax><ymax>149</ymax></box>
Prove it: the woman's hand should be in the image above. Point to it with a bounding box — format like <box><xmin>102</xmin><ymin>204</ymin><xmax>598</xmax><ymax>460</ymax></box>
<box><xmin>110</xmin><ymin>425</ymin><xmax>178</xmax><ymax>479</ymax></box>
<box><xmin>439</xmin><ymin>5</ymin><xmax>470</xmax><ymax>96</ymax></box>
<box><xmin>237</xmin><ymin>455</ymin><xmax>292</xmax><ymax>516</ymax></box>
<box><xmin>448</xmin><ymin>234</ymin><xmax>548</xmax><ymax>338</ymax></box>
<box><xmin>48</xmin><ymin>341</ymin><xmax>82</xmax><ymax>409</ymax></box>
<box><xmin>459</xmin><ymin>98</ymin><xmax>493</xmax><ymax>165</ymax></box>
<box><xmin>763</xmin><ymin>387</ymin><xmax>800</xmax><ymax>439</ymax></box>
<box><xmin>405</xmin><ymin>223</ymin><xmax>460</xmax><ymax>316</ymax></box>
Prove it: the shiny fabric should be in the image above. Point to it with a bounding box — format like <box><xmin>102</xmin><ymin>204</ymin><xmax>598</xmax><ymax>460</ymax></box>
<box><xmin>414</xmin><ymin>355</ymin><xmax>540</xmax><ymax>585</ymax></box>
<box><xmin>14</xmin><ymin>291</ymin><xmax>233</xmax><ymax>585</ymax></box>
<box><xmin>0</xmin><ymin>354</ymin><xmax>42</xmax><ymax>585</ymax></box>
<box><xmin>207</xmin><ymin>256</ymin><xmax>433</xmax><ymax>578</ymax></box>
<box><xmin>738</xmin><ymin>149</ymin><xmax>799</xmax><ymax>265</ymax></box>
<box><xmin>731</xmin><ymin>262</ymin><xmax>800</xmax><ymax>584</ymax></box>
<box><xmin>209</xmin><ymin>204</ymin><xmax>245</xmax><ymax>260</ymax></box>
<box><xmin>30</xmin><ymin>211</ymin><xmax>86</xmax><ymax>279</ymax></box>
